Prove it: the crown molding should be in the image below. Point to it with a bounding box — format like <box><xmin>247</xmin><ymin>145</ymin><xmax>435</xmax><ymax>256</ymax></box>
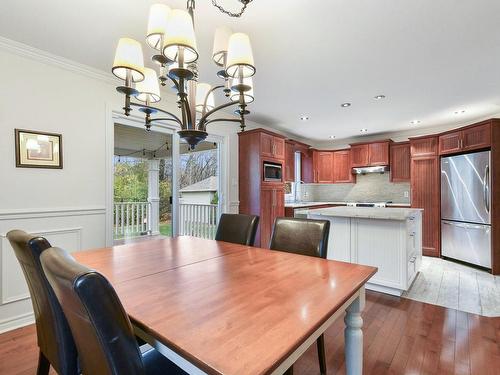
<box><xmin>0</xmin><ymin>36</ymin><xmax>116</xmax><ymax>85</ymax></box>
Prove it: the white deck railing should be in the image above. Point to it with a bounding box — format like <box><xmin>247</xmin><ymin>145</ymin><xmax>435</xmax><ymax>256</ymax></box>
<box><xmin>114</xmin><ymin>202</ymin><xmax>151</xmax><ymax>237</ymax></box>
<box><xmin>179</xmin><ymin>203</ymin><xmax>218</xmax><ymax>239</ymax></box>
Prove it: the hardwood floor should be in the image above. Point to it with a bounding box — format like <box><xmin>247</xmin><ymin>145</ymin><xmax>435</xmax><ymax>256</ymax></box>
<box><xmin>0</xmin><ymin>291</ymin><xmax>499</xmax><ymax>375</ymax></box>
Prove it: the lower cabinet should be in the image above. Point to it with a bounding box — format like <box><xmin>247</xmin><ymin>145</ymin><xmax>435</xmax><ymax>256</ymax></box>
<box><xmin>309</xmin><ymin>213</ymin><xmax>422</xmax><ymax>296</ymax></box>
<box><xmin>259</xmin><ymin>185</ymin><xmax>284</xmax><ymax>248</ymax></box>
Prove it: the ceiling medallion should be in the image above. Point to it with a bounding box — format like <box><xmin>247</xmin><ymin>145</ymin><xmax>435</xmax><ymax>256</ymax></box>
<box><xmin>112</xmin><ymin>0</ymin><xmax>256</xmax><ymax>149</ymax></box>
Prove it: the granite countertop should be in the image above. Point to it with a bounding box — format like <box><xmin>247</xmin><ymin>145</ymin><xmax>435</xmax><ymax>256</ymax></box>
<box><xmin>284</xmin><ymin>201</ymin><xmax>347</xmax><ymax>208</ymax></box>
<box><xmin>307</xmin><ymin>206</ymin><xmax>422</xmax><ymax>220</ymax></box>
<box><xmin>285</xmin><ymin>201</ymin><xmax>412</xmax><ymax>208</ymax></box>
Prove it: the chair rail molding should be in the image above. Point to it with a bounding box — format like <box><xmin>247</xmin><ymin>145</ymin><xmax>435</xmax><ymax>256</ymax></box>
<box><xmin>0</xmin><ymin>207</ymin><xmax>106</xmax><ymax>221</ymax></box>
<box><xmin>0</xmin><ymin>227</ymin><xmax>83</xmax><ymax>305</ymax></box>
<box><xmin>0</xmin><ymin>36</ymin><xmax>115</xmax><ymax>84</ymax></box>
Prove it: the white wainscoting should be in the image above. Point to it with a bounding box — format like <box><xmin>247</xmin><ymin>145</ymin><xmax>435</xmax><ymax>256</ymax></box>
<box><xmin>0</xmin><ymin>207</ymin><xmax>106</xmax><ymax>333</ymax></box>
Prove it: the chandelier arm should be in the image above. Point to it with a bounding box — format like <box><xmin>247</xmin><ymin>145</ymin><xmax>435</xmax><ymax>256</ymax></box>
<box><xmin>198</xmin><ymin>101</ymin><xmax>241</xmax><ymax>127</ymax></box>
<box><xmin>130</xmin><ymin>102</ymin><xmax>182</xmax><ymax>124</ymax></box>
<box><xmin>205</xmin><ymin>118</ymin><xmax>243</xmax><ymax>126</ymax></box>
<box><xmin>202</xmin><ymin>85</ymin><xmax>225</xmax><ymax>117</ymax></box>
<box><xmin>149</xmin><ymin>117</ymin><xmax>182</xmax><ymax>126</ymax></box>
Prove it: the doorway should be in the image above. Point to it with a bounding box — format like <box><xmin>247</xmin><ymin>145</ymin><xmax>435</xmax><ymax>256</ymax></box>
<box><xmin>113</xmin><ymin>124</ymin><xmax>173</xmax><ymax>243</ymax></box>
<box><xmin>178</xmin><ymin>140</ymin><xmax>221</xmax><ymax>239</ymax></box>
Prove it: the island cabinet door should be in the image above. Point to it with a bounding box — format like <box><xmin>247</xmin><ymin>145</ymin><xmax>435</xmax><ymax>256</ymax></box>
<box><xmin>351</xmin><ymin>218</ymin><xmax>405</xmax><ymax>289</ymax></box>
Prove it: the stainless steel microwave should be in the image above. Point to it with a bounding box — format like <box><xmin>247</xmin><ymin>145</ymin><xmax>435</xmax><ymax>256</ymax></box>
<box><xmin>263</xmin><ymin>162</ymin><xmax>282</xmax><ymax>182</ymax></box>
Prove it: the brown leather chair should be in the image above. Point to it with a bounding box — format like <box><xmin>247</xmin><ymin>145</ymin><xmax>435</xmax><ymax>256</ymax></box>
<box><xmin>40</xmin><ymin>246</ymin><xmax>186</xmax><ymax>375</ymax></box>
<box><xmin>269</xmin><ymin>217</ymin><xmax>330</xmax><ymax>375</ymax></box>
<box><xmin>215</xmin><ymin>213</ymin><xmax>259</xmax><ymax>246</ymax></box>
<box><xmin>6</xmin><ymin>230</ymin><xmax>78</xmax><ymax>375</ymax></box>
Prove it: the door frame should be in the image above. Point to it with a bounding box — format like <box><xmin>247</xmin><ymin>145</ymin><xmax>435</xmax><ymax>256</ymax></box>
<box><xmin>105</xmin><ymin>105</ymin><xmax>227</xmax><ymax>245</ymax></box>
<box><xmin>105</xmin><ymin>106</ymin><xmax>179</xmax><ymax>246</ymax></box>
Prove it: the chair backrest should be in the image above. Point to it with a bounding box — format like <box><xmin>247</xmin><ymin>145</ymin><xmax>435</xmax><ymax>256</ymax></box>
<box><xmin>40</xmin><ymin>247</ymin><xmax>146</xmax><ymax>375</ymax></box>
<box><xmin>6</xmin><ymin>230</ymin><xmax>78</xmax><ymax>375</ymax></box>
<box><xmin>215</xmin><ymin>213</ymin><xmax>260</xmax><ymax>246</ymax></box>
<box><xmin>269</xmin><ymin>217</ymin><xmax>330</xmax><ymax>259</ymax></box>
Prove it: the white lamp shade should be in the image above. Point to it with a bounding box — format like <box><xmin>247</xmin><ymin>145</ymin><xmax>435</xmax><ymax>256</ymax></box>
<box><xmin>212</xmin><ymin>26</ymin><xmax>232</xmax><ymax>66</ymax></box>
<box><xmin>162</xmin><ymin>9</ymin><xmax>198</xmax><ymax>63</ymax></box>
<box><xmin>226</xmin><ymin>33</ymin><xmax>255</xmax><ymax>78</ymax></box>
<box><xmin>195</xmin><ymin>83</ymin><xmax>215</xmax><ymax>112</ymax></box>
<box><xmin>112</xmin><ymin>38</ymin><xmax>145</xmax><ymax>82</ymax></box>
<box><xmin>135</xmin><ymin>68</ymin><xmax>161</xmax><ymax>103</ymax></box>
<box><xmin>146</xmin><ymin>4</ymin><xmax>171</xmax><ymax>50</ymax></box>
<box><xmin>230</xmin><ymin>77</ymin><xmax>254</xmax><ymax>103</ymax></box>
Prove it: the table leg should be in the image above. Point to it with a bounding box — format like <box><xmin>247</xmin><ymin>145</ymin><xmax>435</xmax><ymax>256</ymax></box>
<box><xmin>344</xmin><ymin>289</ymin><xmax>365</xmax><ymax>375</ymax></box>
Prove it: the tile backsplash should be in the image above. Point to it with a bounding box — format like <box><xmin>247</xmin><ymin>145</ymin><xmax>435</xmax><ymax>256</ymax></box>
<box><xmin>297</xmin><ymin>173</ymin><xmax>410</xmax><ymax>203</ymax></box>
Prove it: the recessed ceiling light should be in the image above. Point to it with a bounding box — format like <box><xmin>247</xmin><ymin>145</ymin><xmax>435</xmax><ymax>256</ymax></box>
<box><xmin>454</xmin><ymin>110</ymin><xmax>466</xmax><ymax>115</ymax></box>
<box><xmin>374</xmin><ymin>95</ymin><xmax>386</xmax><ymax>100</ymax></box>
<box><xmin>360</xmin><ymin>128</ymin><xmax>368</xmax><ymax>133</ymax></box>
<box><xmin>410</xmin><ymin>120</ymin><xmax>421</xmax><ymax>125</ymax></box>
<box><xmin>300</xmin><ymin>115</ymin><xmax>309</xmax><ymax>121</ymax></box>
<box><xmin>329</xmin><ymin>135</ymin><xmax>336</xmax><ymax>139</ymax></box>
<box><xmin>341</xmin><ymin>102</ymin><xmax>351</xmax><ymax>108</ymax></box>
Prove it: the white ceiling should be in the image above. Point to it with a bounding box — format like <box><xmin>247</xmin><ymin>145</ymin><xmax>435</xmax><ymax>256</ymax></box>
<box><xmin>2</xmin><ymin>0</ymin><xmax>500</xmax><ymax>142</ymax></box>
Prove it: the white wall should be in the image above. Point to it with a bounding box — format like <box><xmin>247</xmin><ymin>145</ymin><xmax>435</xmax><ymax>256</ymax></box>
<box><xmin>0</xmin><ymin>38</ymin><xmax>249</xmax><ymax>332</ymax></box>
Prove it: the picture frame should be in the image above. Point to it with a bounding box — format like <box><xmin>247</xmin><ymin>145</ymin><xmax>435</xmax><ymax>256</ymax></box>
<box><xmin>15</xmin><ymin>129</ymin><xmax>63</xmax><ymax>169</ymax></box>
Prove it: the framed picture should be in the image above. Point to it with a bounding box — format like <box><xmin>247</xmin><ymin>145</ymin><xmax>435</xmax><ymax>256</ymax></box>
<box><xmin>15</xmin><ymin>129</ymin><xmax>63</xmax><ymax>169</ymax></box>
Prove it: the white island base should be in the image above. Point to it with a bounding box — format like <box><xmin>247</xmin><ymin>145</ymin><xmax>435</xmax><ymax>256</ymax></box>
<box><xmin>308</xmin><ymin>207</ymin><xmax>423</xmax><ymax>296</ymax></box>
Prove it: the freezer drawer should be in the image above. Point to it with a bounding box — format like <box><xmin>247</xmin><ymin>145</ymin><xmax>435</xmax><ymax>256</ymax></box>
<box><xmin>441</xmin><ymin>220</ymin><xmax>491</xmax><ymax>268</ymax></box>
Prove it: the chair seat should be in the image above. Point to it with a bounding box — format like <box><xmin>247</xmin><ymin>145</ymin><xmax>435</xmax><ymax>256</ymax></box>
<box><xmin>142</xmin><ymin>348</ymin><xmax>188</xmax><ymax>375</ymax></box>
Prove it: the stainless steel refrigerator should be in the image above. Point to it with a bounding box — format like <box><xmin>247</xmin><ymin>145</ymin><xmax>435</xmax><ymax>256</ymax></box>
<box><xmin>441</xmin><ymin>150</ymin><xmax>491</xmax><ymax>268</ymax></box>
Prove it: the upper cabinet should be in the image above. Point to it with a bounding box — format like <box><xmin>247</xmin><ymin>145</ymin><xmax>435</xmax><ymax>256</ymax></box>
<box><xmin>439</xmin><ymin>123</ymin><xmax>491</xmax><ymax>155</ymax></box>
<box><xmin>333</xmin><ymin>150</ymin><xmax>355</xmax><ymax>183</ymax></box>
<box><xmin>351</xmin><ymin>141</ymin><xmax>391</xmax><ymax>167</ymax></box>
<box><xmin>390</xmin><ymin>142</ymin><xmax>410</xmax><ymax>182</ymax></box>
<box><xmin>350</xmin><ymin>144</ymin><xmax>369</xmax><ymax>167</ymax></box>
<box><xmin>284</xmin><ymin>141</ymin><xmax>295</xmax><ymax>182</ymax></box>
<box><xmin>260</xmin><ymin>132</ymin><xmax>285</xmax><ymax>159</ymax></box>
<box><xmin>368</xmin><ymin>142</ymin><xmax>390</xmax><ymax>165</ymax></box>
<box><xmin>313</xmin><ymin>151</ymin><xmax>334</xmax><ymax>183</ymax></box>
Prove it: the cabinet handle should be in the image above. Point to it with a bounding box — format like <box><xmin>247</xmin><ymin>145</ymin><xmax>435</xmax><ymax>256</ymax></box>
<box><xmin>409</xmin><ymin>256</ymin><xmax>416</xmax><ymax>264</ymax></box>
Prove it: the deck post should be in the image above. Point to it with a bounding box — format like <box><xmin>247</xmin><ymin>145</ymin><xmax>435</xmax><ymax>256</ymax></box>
<box><xmin>148</xmin><ymin>159</ymin><xmax>160</xmax><ymax>235</ymax></box>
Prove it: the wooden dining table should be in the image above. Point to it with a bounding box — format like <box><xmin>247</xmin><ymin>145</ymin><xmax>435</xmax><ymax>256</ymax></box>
<box><xmin>73</xmin><ymin>236</ymin><xmax>377</xmax><ymax>375</ymax></box>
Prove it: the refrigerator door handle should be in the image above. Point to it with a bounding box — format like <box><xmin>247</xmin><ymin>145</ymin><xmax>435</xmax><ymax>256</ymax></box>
<box><xmin>442</xmin><ymin>220</ymin><xmax>489</xmax><ymax>231</ymax></box>
<box><xmin>484</xmin><ymin>165</ymin><xmax>490</xmax><ymax>214</ymax></box>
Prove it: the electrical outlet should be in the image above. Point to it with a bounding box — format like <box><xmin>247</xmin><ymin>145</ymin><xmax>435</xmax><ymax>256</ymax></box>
<box><xmin>404</xmin><ymin>191</ymin><xmax>409</xmax><ymax>198</ymax></box>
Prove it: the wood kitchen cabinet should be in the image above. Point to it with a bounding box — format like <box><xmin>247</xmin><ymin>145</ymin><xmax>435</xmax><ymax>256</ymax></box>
<box><xmin>333</xmin><ymin>149</ymin><xmax>355</xmax><ymax>183</ymax></box>
<box><xmin>350</xmin><ymin>144</ymin><xmax>369</xmax><ymax>167</ymax></box>
<box><xmin>313</xmin><ymin>151</ymin><xmax>334</xmax><ymax>183</ymax></box>
<box><xmin>239</xmin><ymin>128</ymin><xmax>287</xmax><ymax>248</ymax></box>
<box><xmin>410</xmin><ymin>135</ymin><xmax>440</xmax><ymax>257</ymax></box>
<box><xmin>284</xmin><ymin>141</ymin><xmax>295</xmax><ymax>182</ymax></box>
<box><xmin>260</xmin><ymin>132</ymin><xmax>285</xmax><ymax>159</ymax></box>
<box><xmin>439</xmin><ymin>122</ymin><xmax>491</xmax><ymax>155</ymax></box>
<box><xmin>390</xmin><ymin>142</ymin><xmax>411</xmax><ymax>182</ymax></box>
<box><xmin>260</xmin><ymin>185</ymin><xmax>284</xmax><ymax>248</ymax></box>
<box><xmin>301</xmin><ymin>149</ymin><xmax>315</xmax><ymax>183</ymax></box>
<box><xmin>350</xmin><ymin>141</ymin><xmax>391</xmax><ymax>167</ymax></box>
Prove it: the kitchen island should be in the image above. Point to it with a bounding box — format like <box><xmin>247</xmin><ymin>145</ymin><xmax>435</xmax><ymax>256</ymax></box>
<box><xmin>308</xmin><ymin>206</ymin><xmax>423</xmax><ymax>296</ymax></box>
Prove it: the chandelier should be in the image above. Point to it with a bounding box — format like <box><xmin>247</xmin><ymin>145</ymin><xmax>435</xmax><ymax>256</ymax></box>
<box><xmin>111</xmin><ymin>0</ymin><xmax>256</xmax><ymax>149</ymax></box>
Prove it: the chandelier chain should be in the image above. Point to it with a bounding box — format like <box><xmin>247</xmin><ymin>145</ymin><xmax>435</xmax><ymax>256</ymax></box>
<box><xmin>211</xmin><ymin>0</ymin><xmax>249</xmax><ymax>17</ymax></box>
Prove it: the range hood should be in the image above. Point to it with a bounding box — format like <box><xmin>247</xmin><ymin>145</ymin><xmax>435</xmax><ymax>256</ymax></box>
<box><xmin>352</xmin><ymin>165</ymin><xmax>390</xmax><ymax>175</ymax></box>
